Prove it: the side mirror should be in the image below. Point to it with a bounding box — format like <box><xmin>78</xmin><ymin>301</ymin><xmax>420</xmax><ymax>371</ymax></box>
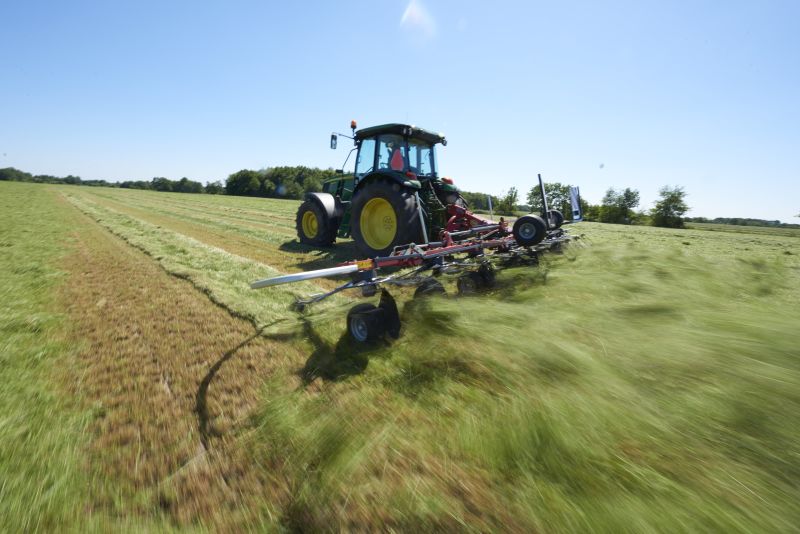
<box><xmin>330</xmin><ymin>134</ymin><xmax>338</xmax><ymax>150</ymax></box>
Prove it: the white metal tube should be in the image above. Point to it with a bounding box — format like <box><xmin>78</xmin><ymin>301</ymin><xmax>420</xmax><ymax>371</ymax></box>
<box><xmin>250</xmin><ymin>264</ymin><xmax>359</xmax><ymax>289</ymax></box>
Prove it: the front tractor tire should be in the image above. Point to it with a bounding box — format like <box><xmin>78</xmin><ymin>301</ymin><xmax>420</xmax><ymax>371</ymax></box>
<box><xmin>296</xmin><ymin>200</ymin><xmax>336</xmax><ymax>246</ymax></box>
<box><xmin>350</xmin><ymin>178</ymin><xmax>422</xmax><ymax>257</ymax></box>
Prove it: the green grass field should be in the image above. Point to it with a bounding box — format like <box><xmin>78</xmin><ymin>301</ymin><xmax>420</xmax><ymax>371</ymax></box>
<box><xmin>686</xmin><ymin>221</ymin><xmax>800</xmax><ymax>238</ymax></box>
<box><xmin>2</xmin><ymin>180</ymin><xmax>799</xmax><ymax>531</ymax></box>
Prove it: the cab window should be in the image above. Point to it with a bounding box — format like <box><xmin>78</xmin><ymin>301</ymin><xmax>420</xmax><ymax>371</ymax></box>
<box><xmin>355</xmin><ymin>138</ymin><xmax>376</xmax><ymax>176</ymax></box>
<box><xmin>377</xmin><ymin>135</ymin><xmax>406</xmax><ymax>171</ymax></box>
<box><xmin>408</xmin><ymin>140</ymin><xmax>434</xmax><ymax>176</ymax></box>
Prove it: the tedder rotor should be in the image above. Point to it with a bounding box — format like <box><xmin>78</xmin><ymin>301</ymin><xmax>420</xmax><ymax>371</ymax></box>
<box><xmin>251</xmin><ymin>122</ymin><xmax>584</xmax><ymax>343</ymax></box>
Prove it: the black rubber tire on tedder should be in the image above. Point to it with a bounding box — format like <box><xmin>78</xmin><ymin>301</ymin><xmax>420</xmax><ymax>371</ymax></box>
<box><xmin>413</xmin><ymin>277</ymin><xmax>446</xmax><ymax>299</ymax></box>
<box><xmin>547</xmin><ymin>209</ymin><xmax>565</xmax><ymax>229</ymax></box>
<box><xmin>296</xmin><ymin>199</ymin><xmax>337</xmax><ymax>246</ymax></box>
<box><xmin>478</xmin><ymin>263</ymin><xmax>496</xmax><ymax>287</ymax></box>
<box><xmin>347</xmin><ymin>303</ymin><xmax>386</xmax><ymax>343</ymax></box>
<box><xmin>512</xmin><ymin>215</ymin><xmax>547</xmax><ymax>247</ymax></box>
<box><xmin>456</xmin><ymin>271</ymin><xmax>485</xmax><ymax>295</ymax></box>
<box><xmin>350</xmin><ymin>178</ymin><xmax>422</xmax><ymax>257</ymax></box>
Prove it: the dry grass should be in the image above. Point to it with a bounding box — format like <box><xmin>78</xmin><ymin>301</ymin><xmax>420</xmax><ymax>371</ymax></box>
<box><xmin>58</xmin><ymin>196</ymin><xmax>307</xmax><ymax>528</ymax></box>
<box><xmin>62</xmin><ymin>192</ymin><xmax>348</xmax><ymax>328</ymax></box>
<box><xmin>72</xmin><ymin>187</ymin><xmax>360</xmax><ymax>286</ymax></box>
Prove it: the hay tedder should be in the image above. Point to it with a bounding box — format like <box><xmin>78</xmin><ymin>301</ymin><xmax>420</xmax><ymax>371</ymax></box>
<box><xmin>251</xmin><ymin>122</ymin><xmax>583</xmax><ymax>343</ymax></box>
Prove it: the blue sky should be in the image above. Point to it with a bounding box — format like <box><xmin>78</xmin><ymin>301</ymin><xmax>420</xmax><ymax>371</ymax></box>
<box><xmin>2</xmin><ymin>0</ymin><xmax>798</xmax><ymax>221</ymax></box>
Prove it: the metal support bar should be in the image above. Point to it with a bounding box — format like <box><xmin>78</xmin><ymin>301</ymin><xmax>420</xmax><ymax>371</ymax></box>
<box><xmin>538</xmin><ymin>173</ymin><xmax>551</xmax><ymax>230</ymax></box>
<box><xmin>251</xmin><ymin>263</ymin><xmax>359</xmax><ymax>289</ymax></box>
<box><xmin>415</xmin><ymin>192</ymin><xmax>429</xmax><ymax>244</ymax></box>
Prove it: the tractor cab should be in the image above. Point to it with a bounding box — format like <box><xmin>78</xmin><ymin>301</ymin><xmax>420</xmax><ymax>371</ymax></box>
<box><xmin>352</xmin><ymin>123</ymin><xmax>444</xmax><ymax>179</ymax></box>
<box><xmin>326</xmin><ymin>123</ymin><xmax>452</xmax><ymax>200</ymax></box>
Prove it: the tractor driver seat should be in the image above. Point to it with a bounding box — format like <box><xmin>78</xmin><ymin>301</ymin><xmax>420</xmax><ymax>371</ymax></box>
<box><xmin>390</xmin><ymin>147</ymin><xmax>405</xmax><ymax>171</ymax></box>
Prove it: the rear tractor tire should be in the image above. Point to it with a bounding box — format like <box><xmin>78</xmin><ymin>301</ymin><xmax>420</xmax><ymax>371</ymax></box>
<box><xmin>350</xmin><ymin>178</ymin><xmax>422</xmax><ymax>257</ymax></box>
<box><xmin>296</xmin><ymin>200</ymin><xmax>337</xmax><ymax>246</ymax></box>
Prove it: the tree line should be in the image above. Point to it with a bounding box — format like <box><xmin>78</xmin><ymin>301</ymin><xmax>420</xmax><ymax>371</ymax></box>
<box><xmin>0</xmin><ymin>166</ymin><xmax>337</xmax><ymax>198</ymax></box>
<box><xmin>0</xmin><ymin>167</ymin><xmax>225</xmax><ymax>194</ymax></box>
<box><xmin>6</xmin><ymin>165</ymin><xmax>792</xmax><ymax>229</ymax></box>
<box><xmin>520</xmin><ymin>182</ymin><xmax>690</xmax><ymax>228</ymax></box>
<box><xmin>223</xmin><ymin>166</ymin><xmax>338</xmax><ymax>198</ymax></box>
<box><xmin>684</xmin><ymin>216</ymin><xmax>800</xmax><ymax>229</ymax></box>
<box><xmin>449</xmin><ymin>183</ymin><xmax>691</xmax><ymax>229</ymax></box>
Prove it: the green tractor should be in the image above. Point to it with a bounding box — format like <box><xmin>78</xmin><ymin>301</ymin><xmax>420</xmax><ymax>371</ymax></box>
<box><xmin>295</xmin><ymin>121</ymin><xmax>485</xmax><ymax>257</ymax></box>
<box><xmin>295</xmin><ymin>121</ymin><xmax>555</xmax><ymax>257</ymax></box>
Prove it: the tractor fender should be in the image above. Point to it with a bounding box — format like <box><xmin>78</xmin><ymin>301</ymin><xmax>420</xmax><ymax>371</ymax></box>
<box><xmin>304</xmin><ymin>192</ymin><xmax>343</xmax><ymax>219</ymax></box>
<box><xmin>355</xmin><ymin>171</ymin><xmax>421</xmax><ymax>195</ymax></box>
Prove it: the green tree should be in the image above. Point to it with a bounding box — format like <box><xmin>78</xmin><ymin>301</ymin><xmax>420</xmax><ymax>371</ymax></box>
<box><xmin>651</xmin><ymin>186</ymin><xmax>689</xmax><ymax>228</ymax></box>
<box><xmin>459</xmin><ymin>191</ymin><xmax>499</xmax><ymax>211</ymax></box>
<box><xmin>527</xmin><ymin>182</ymin><xmax>572</xmax><ymax>216</ymax></box>
<box><xmin>204</xmin><ymin>181</ymin><xmax>224</xmax><ymax>194</ymax></box>
<box><xmin>175</xmin><ymin>177</ymin><xmax>204</xmax><ymax>193</ymax></box>
<box><xmin>497</xmin><ymin>187</ymin><xmax>519</xmax><ymax>215</ymax></box>
<box><xmin>580</xmin><ymin>198</ymin><xmax>598</xmax><ymax>221</ymax></box>
<box><xmin>0</xmin><ymin>168</ymin><xmax>33</xmax><ymax>181</ymax></box>
<box><xmin>151</xmin><ymin>177</ymin><xmax>173</xmax><ymax>192</ymax></box>
<box><xmin>599</xmin><ymin>187</ymin><xmax>640</xmax><ymax>224</ymax></box>
<box><xmin>120</xmin><ymin>180</ymin><xmax>151</xmax><ymax>190</ymax></box>
<box><xmin>225</xmin><ymin>169</ymin><xmax>262</xmax><ymax>196</ymax></box>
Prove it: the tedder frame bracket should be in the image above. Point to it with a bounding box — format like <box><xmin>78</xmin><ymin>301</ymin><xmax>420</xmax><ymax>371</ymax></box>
<box><xmin>288</xmin><ymin>232</ymin><xmax>573</xmax><ymax>312</ymax></box>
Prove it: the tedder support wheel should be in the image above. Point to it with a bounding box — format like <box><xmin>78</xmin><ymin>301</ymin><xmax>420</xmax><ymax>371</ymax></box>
<box><xmin>347</xmin><ymin>303</ymin><xmax>385</xmax><ymax>343</ymax></box>
<box><xmin>414</xmin><ymin>277</ymin><xmax>446</xmax><ymax>299</ymax></box>
<box><xmin>547</xmin><ymin>209</ymin><xmax>565</xmax><ymax>229</ymax></box>
<box><xmin>457</xmin><ymin>271</ymin><xmax>485</xmax><ymax>295</ymax></box>
<box><xmin>513</xmin><ymin>215</ymin><xmax>547</xmax><ymax>247</ymax></box>
<box><xmin>296</xmin><ymin>200</ymin><xmax>337</xmax><ymax>246</ymax></box>
<box><xmin>346</xmin><ymin>290</ymin><xmax>401</xmax><ymax>343</ymax></box>
<box><xmin>350</xmin><ymin>178</ymin><xmax>422</xmax><ymax>257</ymax></box>
<box><xmin>478</xmin><ymin>263</ymin><xmax>496</xmax><ymax>287</ymax></box>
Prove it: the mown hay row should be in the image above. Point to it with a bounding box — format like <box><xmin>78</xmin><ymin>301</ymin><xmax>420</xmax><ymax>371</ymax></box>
<box><xmin>64</xmin><ymin>192</ymin><xmax>341</xmax><ymax>329</ymax></box>
<box><xmin>85</xmin><ymin>188</ymin><xmax>298</xmax><ymax>235</ymax></box>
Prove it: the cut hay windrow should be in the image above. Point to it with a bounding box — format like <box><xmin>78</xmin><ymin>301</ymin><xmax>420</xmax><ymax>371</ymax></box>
<box><xmin>65</xmin><ymin>192</ymin><xmax>346</xmax><ymax>329</ymax></box>
<box><xmin>85</xmin><ymin>188</ymin><xmax>298</xmax><ymax>239</ymax></box>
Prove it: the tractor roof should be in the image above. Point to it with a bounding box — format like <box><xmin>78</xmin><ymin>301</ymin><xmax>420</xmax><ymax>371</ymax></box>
<box><xmin>355</xmin><ymin>123</ymin><xmax>446</xmax><ymax>145</ymax></box>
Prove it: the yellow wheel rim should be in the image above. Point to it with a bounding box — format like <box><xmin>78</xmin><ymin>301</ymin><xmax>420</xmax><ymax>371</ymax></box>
<box><xmin>302</xmin><ymin>210</ymin><xmax>318</xmax><ymax>239</ymax></box>
<box><xmin>360</xmin><ymin>197</ymin><xmax>396</xmax><ymax>250</ymax></box>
